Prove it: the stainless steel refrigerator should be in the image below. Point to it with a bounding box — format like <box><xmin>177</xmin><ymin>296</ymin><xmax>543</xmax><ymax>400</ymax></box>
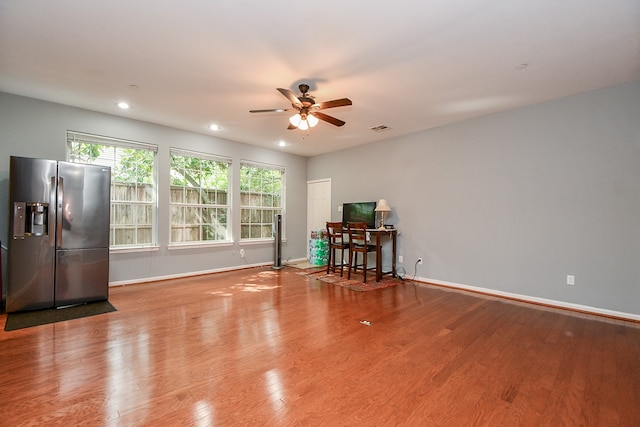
<box><xmin>7</xmin><ymin>156</ymin><xmax>111</xmax><ymax>313</ymax></box>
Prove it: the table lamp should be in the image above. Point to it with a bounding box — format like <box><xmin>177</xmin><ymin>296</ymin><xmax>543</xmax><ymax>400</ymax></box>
<box><xmin>375</xmin><ymin>199</ymin><xmax>391</xmax><ymax>230</ymax></box>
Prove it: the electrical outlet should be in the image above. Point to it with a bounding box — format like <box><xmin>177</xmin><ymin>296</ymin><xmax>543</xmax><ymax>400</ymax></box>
<box><xmin>417</xmin><ymin>258</ymin><xmax>423</xmax><ymax>265</ymax></box>
<box><xmin>240</xmin><ymin>249</ymin><xmax>246</xmax><ymax>258</ymax></box>
<box><xmin>567</xmin><ymin>275</ymin><xmax>575</xmax><ymax>286</ymax></box>
<box><xmin>399</xmin><ymin>255</ymin><xmax>403</xmax><ymax>263</ymax></box>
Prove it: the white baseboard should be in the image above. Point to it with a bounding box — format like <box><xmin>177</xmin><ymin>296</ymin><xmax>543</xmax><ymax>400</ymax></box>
<box><xmin>108</xmin><ymin>266</ymin><xmax>638</xmax><ymax>323</ymax></box>
<box><xmin>416</xmin><ymin>276</ymin><xmax>640</xmax><ymax>322</ymax></box>
<box><xmin>283</xmin><ymin>257</ymin><xmax>309</xmax><ymax>265</ymax></box>
<box><xmin>109</xmin><ymin>262</ymin><xmax>271</xmax><ymax>287</ymax></box>
<box><xmin>109</xmin><ymin>257</ymin><xmax>309</xmax><ymax>288</ymax></box>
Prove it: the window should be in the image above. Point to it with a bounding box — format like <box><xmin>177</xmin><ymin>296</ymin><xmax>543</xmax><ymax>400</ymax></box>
<box><xmin>67</xmin><ymin>131</ymin><xmax>158</xmax><ymax>248</ymax></box>
<box><xmin>170</xmin><ymin>149</ymin><xmax>230</xmax><ymax>244</ymax></box>
<box><xmin>240</xmin><ymin>161</ymin><xmax>284</xmax><ymax>240</ymax></box>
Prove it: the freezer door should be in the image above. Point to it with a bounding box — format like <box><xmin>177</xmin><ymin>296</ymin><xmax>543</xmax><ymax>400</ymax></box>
<box><xmin>57</xmin><ymin>162</ymin><xmax>111</xmax><ymax>250</ymax></box>
<box><xmin>6</xmin><ymin>156</ymin><xmax>57</xmax><ymax>312</ymax></box>
<box><xmin>8</xmin><ymin>156</ymin><xmax>57</xmax><ymax>208</ymax></box>
<box><xmin>55</xmin><ymin>248</ymin><xmax>109</xmax><ymax>306</ymax></box>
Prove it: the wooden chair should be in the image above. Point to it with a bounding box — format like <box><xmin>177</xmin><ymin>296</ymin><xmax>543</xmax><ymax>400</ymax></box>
<box><xmin>326</xmin><ymin>221</ymin><xmax>349</xmax><ymax>276</ymax></box>
<box><xmin>347</xmin><ymin>221</ymin><xmax>377</xmax><ymax>282</ymax></box>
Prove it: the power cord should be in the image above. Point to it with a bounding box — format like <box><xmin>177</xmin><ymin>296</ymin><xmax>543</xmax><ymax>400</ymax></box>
<box><xmin>397</xmin><ymin>259</ymin><xmax>420</xmax><ymax>281</ymax></box>
<box><xmin>411</xmin><ymin>258</ymin><xmax>420</xmax><ymax>280</ymax></box>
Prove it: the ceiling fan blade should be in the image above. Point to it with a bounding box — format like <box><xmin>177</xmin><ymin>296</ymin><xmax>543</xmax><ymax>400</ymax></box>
<box><xmin>250</xmin><ymin>108</ymin><xmax>293</xmax><ymax>113</ymax></box>
<box><xmin>287</xmin><ymin>123</ymin><xmax>297</xmax><ymax>130</ymax></box>
<box><xmin>315</xmin><ymin>98</ymin><xmax>352</xmax><ymax>110</ymax></box>
<box><xmin>277</xmin><ymin>88</ymin><xmax>303</xmax><ymax>108</ymax></box>
<box><xmin>313</xmin><ymin>111</ymin><xmax>346</xmax><ymax>127</ymax></box>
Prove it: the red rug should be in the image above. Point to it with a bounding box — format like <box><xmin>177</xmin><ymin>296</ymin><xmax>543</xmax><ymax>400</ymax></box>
<box><xmin>296</xmin><ymin>266</ymin><xmax>408</xmax><ymax>292</ymax></box>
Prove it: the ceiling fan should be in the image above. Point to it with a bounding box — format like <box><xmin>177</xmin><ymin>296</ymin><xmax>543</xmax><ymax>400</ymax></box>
<box><xmin>250</xmin><ymin>84</ymin><xmax>352</xmax><ymax>130</ymax></box>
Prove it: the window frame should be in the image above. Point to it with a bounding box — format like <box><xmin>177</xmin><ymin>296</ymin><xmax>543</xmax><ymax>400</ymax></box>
<box><xmin>169</xmin><ymin>148</ymin><xmax>232</xmax><ymax>247</ymax></box>
<box><xmin>66</xmin><ymin>131</ymin><xmax>159</xmax><ymax>251</ymax></box>
<box><xmin>239</xmin><ymin>160</ymin><xmax>285</xmax><ymax>242</ymax></box>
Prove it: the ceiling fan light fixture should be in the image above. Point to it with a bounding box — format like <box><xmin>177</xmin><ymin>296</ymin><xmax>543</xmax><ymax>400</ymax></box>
<box><xmin>251</xmin><ymin>84</ymin><xmax>351</xmax><ymax>129</ymax></box>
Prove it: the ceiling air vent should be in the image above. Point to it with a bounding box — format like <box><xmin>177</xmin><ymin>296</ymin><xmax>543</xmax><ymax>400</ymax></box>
<box><xmin>370</xmin><ymin>125</ymin><xmax>390</xmax><ymax>132</ymax></box>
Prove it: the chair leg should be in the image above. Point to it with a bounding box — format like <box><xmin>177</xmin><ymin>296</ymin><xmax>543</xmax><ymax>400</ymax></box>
<box><xmin>339</xmin><ymin>248</ymin><xmax>344</xmax><ymax>276</ymax></box>
<box><xmin>347</xmin><ymin>249</ymin><xmax>353</xmax><ymax>279</ymax></box>
<box><xmin>327</xmin><ymin>246</ymin><xmax>332</xmax><ymax>274</ymax></box>
<box><xmin>363</xmin><ymin>252</ymin><xmax>367</xmax><ymax>283</ymax></box>
<box><xmin>349</xmin><ymin>251</ymin><xmax>359</xmax><ymax>279</ymax></box>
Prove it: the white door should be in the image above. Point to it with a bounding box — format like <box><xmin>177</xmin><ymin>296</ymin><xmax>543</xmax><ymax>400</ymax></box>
<box><xmin>307</xmin><ymin>179</ymin><xmax>331</xmax><ymax>260</ymax></box>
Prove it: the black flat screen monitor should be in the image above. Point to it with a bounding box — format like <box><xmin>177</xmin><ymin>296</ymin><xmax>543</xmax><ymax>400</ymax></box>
<box><xmin>342</xmin><ymin>201</ymin><xmax>377</xmax><ymax>229</ymax></box>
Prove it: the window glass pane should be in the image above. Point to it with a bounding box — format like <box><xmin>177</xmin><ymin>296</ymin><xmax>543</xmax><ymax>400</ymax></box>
<box><xmin>171</xmin><ymin>206</ymin><xmax>184</xmax><ymax>224</ymax></box>
<box><xmin>241</xmin><ymin>224</ymin><xmax>250</xmax><ymax>239</ymax></box>
<box><xmin>262</xmin><ymin>210</ymin><xmax>274</xmax><ymax>224</ymax></box>
<box><xmin>250</xmin><ymin>208</ymin><xmax>260</xmax><ymax>223</ymax></box>
<box><xmin>202</xmin><ymin>208</ymin><xmax>213</xmax><ymax>225</ymax></box>
<box><xmin>240</xmin><ymin>208</ymin><xmax>250</xmax><ymax>224</ymax></box>
<box><xmin>170</xmin><ymin>187</ymin><xmax>184</xmax><ymax>204</ymax></box>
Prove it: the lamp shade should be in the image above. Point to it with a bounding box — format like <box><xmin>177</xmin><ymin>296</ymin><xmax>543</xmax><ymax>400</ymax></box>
<box><xmin>375</xmin><ymin>199</ymin><xmax>391</xmax><ymax>212</ymax></box>
<box><xmin>307</xmin><ymin>114</ymin><xmax>319</xmax><ymax>127</ymax></box>
<box><xmin>289</xmin><ymin>114</ymin><xmax>301</xmax><ymax>127</ymax></box>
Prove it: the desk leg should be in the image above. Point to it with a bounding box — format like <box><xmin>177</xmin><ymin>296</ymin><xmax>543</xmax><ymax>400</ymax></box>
<box><xmin>391</xmin><ymin>232</ymin><xmax>397</xmax><ymax>278</ymax></box>
<box><xmin>376</xmin><ymin>232</ymin><xmax>382</xmax><ymax>282</ymax></box>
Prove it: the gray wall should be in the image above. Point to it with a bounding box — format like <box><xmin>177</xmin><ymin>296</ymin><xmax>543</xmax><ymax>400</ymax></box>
<box><xmin>0</xmin><ymin>92</ymin><xmax>308</xmax><ymax>285</ymax></box>
<box><xmin>2</xmin><ymin>81</ymin><xmax>638</xmax><ymax>317</ymax></box>
<box><xmin>309</xmin><ymin>81</ymin><xmax>640</xmax><ymax>317</ymax></box>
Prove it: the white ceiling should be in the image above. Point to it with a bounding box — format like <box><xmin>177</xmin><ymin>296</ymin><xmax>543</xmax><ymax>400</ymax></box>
<box><xmin>1</xmin><ymin>1</ymin><xmax>639</xmax><ymax>157</ymax></box>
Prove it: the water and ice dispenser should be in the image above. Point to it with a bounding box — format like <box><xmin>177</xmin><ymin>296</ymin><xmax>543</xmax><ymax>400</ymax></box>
<box><xmin>12</xmin><ymin>202</ymin><xmax>49</xmax><ymax>238</ymax></box>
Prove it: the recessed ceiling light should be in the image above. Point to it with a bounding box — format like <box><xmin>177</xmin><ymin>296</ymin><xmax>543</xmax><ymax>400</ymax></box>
<box><xmin>117</xmin><ymin>101</ymin><xmax>130</xmax><ymax>110</ymax></box>
<box><xmin>208</xmin><ymin>124</ymin><xmax>221</xmax><ymax>131</ymax></box>
<box><xmin>277</xmin><ymin>141</ymin><xmax>287</xmax><ymax>147</ymax></box>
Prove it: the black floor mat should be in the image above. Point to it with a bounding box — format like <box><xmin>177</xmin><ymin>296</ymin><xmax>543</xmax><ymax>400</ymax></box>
<box><xmin>4</xmin><ymin>300</ymin><xmax>117</xmax><ymax>331</ymax></box>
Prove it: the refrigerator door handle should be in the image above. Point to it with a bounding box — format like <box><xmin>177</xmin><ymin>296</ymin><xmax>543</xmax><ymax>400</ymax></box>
<box><xmin>50</xmin><ymin>176</ymin><xmax>56</xmax><ymax>246</ymax></box>
<box><xmin>57</xmin><ymin>176</ymin><xmax>64</xmax><ymax>247</ymax></box>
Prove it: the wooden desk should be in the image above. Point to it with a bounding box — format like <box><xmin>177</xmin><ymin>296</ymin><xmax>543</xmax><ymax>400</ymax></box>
<box><xmin>367</xmin><ymin>228</ymin><xmax>397</xmax><ymax>281</ymax></box>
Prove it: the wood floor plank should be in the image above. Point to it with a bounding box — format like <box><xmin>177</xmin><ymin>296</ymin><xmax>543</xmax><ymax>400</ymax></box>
<box><xmin>1</xmin><ymin>266</ymin><xmax>639</xmax><ymax>426</ymax></box>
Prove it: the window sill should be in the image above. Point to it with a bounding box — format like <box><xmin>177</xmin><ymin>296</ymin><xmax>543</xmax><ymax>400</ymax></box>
<box><xmin>167</xmin><ymin>241</ymin><xmax>234</xmax><ymax>251</ymax></box>
<box><xmin>110</xmin><ymin>245</ymin><xmax>160</xmax><ymax>254</ymax></box>
<box><xmin>240</xmin><ymin>238</ymin><xmax>287</xmax><ymax>246</ymax></box>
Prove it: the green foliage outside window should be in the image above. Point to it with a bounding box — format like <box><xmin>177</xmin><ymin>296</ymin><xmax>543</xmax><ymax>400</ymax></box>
<box><xmin>116</xmin><ymin>149</ymin><xmax>155</xmax><ymax>185</ymax></box>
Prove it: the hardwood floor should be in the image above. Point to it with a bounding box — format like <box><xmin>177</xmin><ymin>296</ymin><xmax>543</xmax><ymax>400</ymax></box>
<box><xmin>1</xmin><ymin>266</ymin><xmax>639</xmax><ymax>426</ymax></box>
